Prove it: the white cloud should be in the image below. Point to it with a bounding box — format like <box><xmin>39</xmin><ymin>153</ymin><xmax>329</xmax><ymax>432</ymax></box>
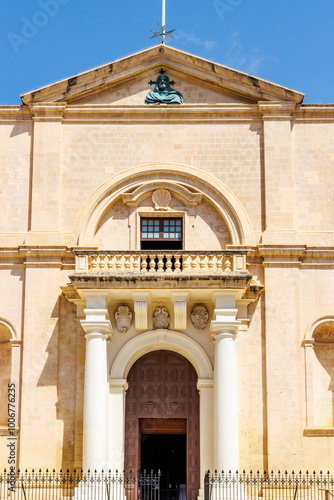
<box><xmin>225</xmin><ymin>31</ymin><xmax>274</xmax><ymax>75</ymax></box>
<box><xmin>175</xmin><ymin>29</ymin><xmax>217</xmax><ymax>51</ymax></box>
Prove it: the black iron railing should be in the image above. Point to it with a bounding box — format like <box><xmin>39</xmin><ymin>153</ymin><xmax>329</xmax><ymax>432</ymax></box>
<box><xmin>0</xmin><ymin>469</ymin><xmax>160</xmax><ymax>500</ymax></box>
<box><xmin>204</xmin><ymin>471</ymin><xmax>334</xmax><ymax>500</ymax></box>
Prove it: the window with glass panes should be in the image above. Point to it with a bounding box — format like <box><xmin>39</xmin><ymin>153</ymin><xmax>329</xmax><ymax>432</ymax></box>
<box><xmin>140</xmin><ymin>218</ymin><xmax>183</xmax><ymax>250</ymax></box>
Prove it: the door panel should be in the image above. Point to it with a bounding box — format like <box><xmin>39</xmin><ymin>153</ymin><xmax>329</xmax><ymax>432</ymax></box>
<box><xmin>124</xmin><ymin>351</ymin><xmax>200</xmax><ymax>500</ymax></box>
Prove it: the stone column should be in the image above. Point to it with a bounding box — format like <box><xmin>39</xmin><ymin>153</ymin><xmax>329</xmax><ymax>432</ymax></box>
<box><xmin>210</xmin><ymin>292</ymin><xmax>241</xmax><ymax>472</ymax></box>
<box><xmin>80</xmin><ymin>294</ymin><xmax>112</xmax><ymax>472</ymax></box>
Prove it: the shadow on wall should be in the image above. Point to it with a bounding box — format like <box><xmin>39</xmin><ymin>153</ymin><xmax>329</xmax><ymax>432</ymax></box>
<box><xmin>37</xmin><ymin>295</ymin><xmax>85</xmax><ymax>470</ymax></box>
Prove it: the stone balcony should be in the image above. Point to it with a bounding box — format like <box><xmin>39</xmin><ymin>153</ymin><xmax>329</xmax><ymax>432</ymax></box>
<box><xmin>67</xmin><ymin>250</ymin><xmax>260</xmax><ymax>295</ymax></box>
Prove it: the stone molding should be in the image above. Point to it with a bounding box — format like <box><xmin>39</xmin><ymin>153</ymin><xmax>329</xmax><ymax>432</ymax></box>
<box><xmin>76</xmin><ymin>163</ymin><xmax>252</xmax><ymax>246</ymax></box>
<box><xmin>110</xmin><ymin>329</ymin><xmax>213</xmax><ymax>380</ymax></box>
<box><xmin>3</xmin><ymin>104</ymin><xmax>334</xmax><ymax>123</ymax></box>
<box><xmin>122</xmin><ymin>181</ymin><xmax>202</xmax><ymax>207</ymax></box>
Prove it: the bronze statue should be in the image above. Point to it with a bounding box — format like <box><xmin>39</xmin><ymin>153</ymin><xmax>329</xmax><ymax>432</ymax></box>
<box><xmin>145</xmin><ymin>73</ymin><xmax>184</xmax><ymax>105</ymax></box>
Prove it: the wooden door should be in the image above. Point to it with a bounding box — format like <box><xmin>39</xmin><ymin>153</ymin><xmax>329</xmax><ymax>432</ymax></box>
<box><xmin>125</xmin><ymin>350</ymin><xmax>200</xmax><ymax>500</ymax></box>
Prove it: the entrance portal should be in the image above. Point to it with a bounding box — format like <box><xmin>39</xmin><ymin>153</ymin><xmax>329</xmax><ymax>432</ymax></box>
<box><xmin>125</xmin><ymin>351</ymin><xmax>200</xmax><ymax>500</ymax></box>
<box><xmin>141</xmin><ymin>434</ymin><xmax>186</xmax><ymax>500</ymax></box>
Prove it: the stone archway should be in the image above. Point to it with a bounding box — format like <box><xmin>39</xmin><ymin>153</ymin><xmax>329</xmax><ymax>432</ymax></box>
<box><xmin>77</xmin><ymin>163</ymin><xmax>253</xmax><ymax>246</ymax></box>
<box><xmin>125</xmin><ymin>350</ymin><xmax>200</xmax><ymax>500</ymax></box>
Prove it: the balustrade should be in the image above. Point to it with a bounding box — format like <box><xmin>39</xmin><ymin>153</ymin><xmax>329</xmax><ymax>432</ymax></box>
<box><xmin>75</xmin><ymin>251</ymin><xmax>247</xmax><ymax>275</ymax></box>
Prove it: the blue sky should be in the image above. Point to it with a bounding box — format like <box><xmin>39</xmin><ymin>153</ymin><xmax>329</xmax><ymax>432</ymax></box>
<box><xmin>1</xmin><ymin>0</ymin><xmax>333</xmax><ymax>104</ymax></box>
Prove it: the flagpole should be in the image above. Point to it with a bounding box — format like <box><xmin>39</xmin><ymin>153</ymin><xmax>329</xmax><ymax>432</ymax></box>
<box><xmin>162</xmin><ymin>0</ymin><xmax>166</xmax><ymax>26</ymax></box>
<box><xmin>162</xmin><ymin>0</ymin><xmax>166</xmax><ymax>43</ymax></box>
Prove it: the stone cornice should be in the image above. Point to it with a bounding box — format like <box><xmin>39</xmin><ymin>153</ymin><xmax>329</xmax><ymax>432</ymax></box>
<box><xmin>1</xmin><ymin>102</ymin><xmax>334</xmax><ymax>123</ymax></box>
<box><xmin>68</xmin><ymin>273</ymin><xmax>252</xmax><ymax>289</ymax></box>
<box><xmin>62</xmin><ymin>104</ymin><xmax>262</xmax><ymax>123</ymax></box>
<box><xmin>29</xmin><ymin>103</ymin><xmax>67</xmax><ymax>122</ymax></box>
<box><xmin>0</xmin><ymin>246</ymin><xmax>74</xmax><ymax>267</ymax></box>
<box><xmin>258</xmin><ymin>101</ymin><xmax>296</xmax><ymax>119</ymax></box>
<box><xmin>258</xmin><ymin>245</ymin><xmax>334</xmax><ymax>266</ymax></box>
<box><xmin>0</xmin><ymin>106</ymin><xmax>31</xmax><ymax>122</ymax></box>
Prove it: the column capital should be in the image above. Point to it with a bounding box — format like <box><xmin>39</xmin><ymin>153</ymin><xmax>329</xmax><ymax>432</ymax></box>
<box><xmin>80</xmin><ymin>320</ymin><xmax>112</xmax><ymax>338</ymax></box>
<box><xmin>197</xmin><ymin>378</ymin><xmax>214</xmax><ymax>391</ymax></box>
<box><xmin>210</xmin><ymin>321</ymin><xmax>240</xmax><ymax>338</ymax></box>
<box><xmin>109</xmin><ymin>378</ymin><xmax>129</xmax><ymax>393</ymax></box>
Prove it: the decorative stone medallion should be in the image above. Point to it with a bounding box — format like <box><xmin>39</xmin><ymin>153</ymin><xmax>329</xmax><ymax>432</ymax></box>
<box><xmin>152</xmin><ymin>189</ymin><xmax>172</xmax><ymax>210</ymax></box>
<box><xmin>191</xmin><ymin>305</ymin><xmax>209</xmax><ymax>330</ymax></box>
<box><xmin>153</xmin><ymin>307</ymin><xmax>170</xmax><ymax>329</ymax></box>
<box><xmin>115</xmin><ymin>305</ymin><xmax>133</xmax><ymax>333</ymax></box>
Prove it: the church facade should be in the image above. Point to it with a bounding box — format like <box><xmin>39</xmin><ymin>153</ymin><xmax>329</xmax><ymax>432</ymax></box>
<box><xmin>0</xmin><ymin>45</ymin><xmax>334</xmax><ymax>499</ymax></box>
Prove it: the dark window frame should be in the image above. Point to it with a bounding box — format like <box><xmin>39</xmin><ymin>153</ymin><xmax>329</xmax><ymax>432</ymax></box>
<box><xmin>140</xmin><ymin>217</ymin><xmax>183</xmax><ymax>242</ymax></box>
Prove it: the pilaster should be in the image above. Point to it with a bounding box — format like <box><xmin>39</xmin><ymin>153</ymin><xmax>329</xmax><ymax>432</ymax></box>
<box><xmin>132</xmin><ymin>292</ymin><xmax>150</xmax><ymax>332</ymax></box>
<box><xmin>172</xmin><ymin>292</ymin><xmax>189</xmax><ymax>331</ymax></box>
<box><xmin>259</xmin><ymin>102</ymin><xmax>296</xmax><ymax>243</ymax></box>
<box><xmin>108</xmin><ymin>379</ymin><xmax>128</xmax><ymax>472</ymax></box>
<box><xmin>29</xmin><ymin>103</ymin><xmax>66</xmax><ymax>235</ymax></box>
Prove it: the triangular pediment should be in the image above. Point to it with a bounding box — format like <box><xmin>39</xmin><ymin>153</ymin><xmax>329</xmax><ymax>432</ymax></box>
<box><xmin>21</xmin><ymin>46</ymin><xmax>304</xmax><ymax>106</ymax></box>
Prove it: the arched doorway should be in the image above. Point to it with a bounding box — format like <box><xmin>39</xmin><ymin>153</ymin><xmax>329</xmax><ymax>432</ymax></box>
<box><xmin>125</xmin><ymin>350</ymin><xmax>200</xmax><ymax>500</ymax></box>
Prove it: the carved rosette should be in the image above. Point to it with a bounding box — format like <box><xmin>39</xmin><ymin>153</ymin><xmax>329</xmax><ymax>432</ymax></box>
<box><xmin>152</xmin><ymin>189</ymin><xmax>172</xmax><ymax>210</ymax></box>
<box><xmin>166</xmin><ymin>402</ymin><xmax>184</xmax><ymax>414</ymax></box>
<box><xmin>141</xmin><ymin>401</ymin><xmax>160</xmax><ymax>414</ymax></box>
<box><xmin>191</xmin><ymin>305</ymin><xmax>209</xmax><ymax>330</ymax></box>
<box><xmin>115</xmin><ymin>305</ymin><xmax>133</xmax><ymax>333</ymax></box>
<box><xmin>153</xmin><ymin>307</ymin><xmax>170</xmax><ymax>329</ymax></box>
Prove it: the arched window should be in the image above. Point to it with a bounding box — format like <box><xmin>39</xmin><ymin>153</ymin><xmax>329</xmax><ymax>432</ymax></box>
<box><xmin>0</xmin><ymin>322</ymin><xmax>13</xmax><ymax>427</ymax></box>
<box><xmin>304</xmin><ymin>318</ymin><xmax>334</xmax><ymax>432</ymax></box>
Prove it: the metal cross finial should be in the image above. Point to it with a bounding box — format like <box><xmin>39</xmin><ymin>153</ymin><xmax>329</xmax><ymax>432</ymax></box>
<box><xmin>150</xmin><ymin>0</ymin><xmax>175</xmax><ymax>45</ymax></box>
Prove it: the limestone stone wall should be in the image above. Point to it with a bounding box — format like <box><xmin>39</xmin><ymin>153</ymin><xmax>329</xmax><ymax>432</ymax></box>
<box><xmin>293</xmin><ymin>122</ymin><xmax>334</xmax><ymax>234</ymax></box>
<box><xmin>0</xmin><ymin>122</ymin><xmax>32</xmax><ymax>236</ymax></box>
<box><xmin>60</xmin><ymin>122</ymin><xmax>263</xmax><ymax>237</ymax></box>
<box><xmin>0</xmin><ymin>95</ymin><xmax>334</xmax><ymax>474</ymax></box>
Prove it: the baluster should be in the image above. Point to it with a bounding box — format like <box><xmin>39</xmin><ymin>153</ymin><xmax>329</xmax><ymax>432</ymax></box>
<box><xmin>99</xmin><ymin>253</ymin><xmax>106</xmax><ymax>271</ymax></box>
<box><xmin>149</xmin><ymin>254</ymin><xmax>156</xmax><ymax>273</ymax></box>
<box><xmin>141</xmin><ymin>254</ymin><xmax>148</xmax><ymax>273</ymax></box>
<box><xmin>223</xmin><ymin>254</ymin><xmax>232</xmax><ymax>274</ymax></box>
<box><xmin>157</xmin><ymin>254</ymin><xmax>164</xmax><ymax>273</ymax></box>
<box><xmin>124</xmin><ymin>255</ymin><xmax>131</xmax><ymax>272</ymax></box>
<box><xmin>90</xmin><ymin>254</ymin><xmax>98</xmax><ymax>271</ymax></box>
<box><xmin>182</xmin><ymin>255</ymin><xmax>190</xmax><ymax>273</ymax></box>
<box><xmin>208</xmin><ymin>255</ymin><xmax>215</xmax><ymax>273</ymax></box>
<box><xmin>199</xmin><ymin>254</ymin><xmax>206</xmax><ymax>272</ymax></box>
<box><xmin>191</xmin><ymin>255</ymin><xmax>198</xmax><ymax>273</ymax></box>
<box><xmin>166</xmin><ymin>254</ymin><xmax>173</xmax><ymax>272</ymax></box>
<box><xmin>216</xmin><ymin>254</ymin><xmax>223</xmax><ymax>273</ymax></box>
<box><xmin>174</xmin><ymin>254</ymin><xmax>181</xmax><ymax>273</ymax></box>
<box><xmin>115</xmin><ymin>254</ymin><xmax>123</xmax><ymax>273</ymax></box>
<box><xmin>133</xmin><ymin>255</ymin><xmax>140</xmax><ymax>272</ymax></box>
<box><xmin>106</xmin><ymin>253</ymin><xmax>114</xmax><ymax>272</ymax></box>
